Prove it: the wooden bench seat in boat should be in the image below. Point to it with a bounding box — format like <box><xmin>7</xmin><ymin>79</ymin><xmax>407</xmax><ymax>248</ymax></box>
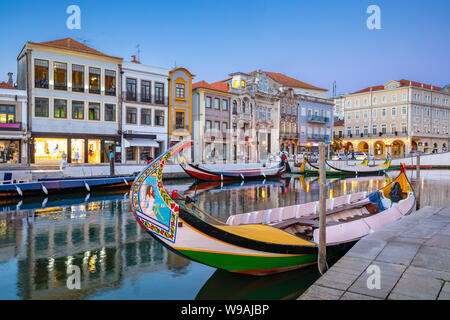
<box><xmin>225</xmin><ymin>191</ymin><xmax>368</xmax><ymax>226</ymax></box>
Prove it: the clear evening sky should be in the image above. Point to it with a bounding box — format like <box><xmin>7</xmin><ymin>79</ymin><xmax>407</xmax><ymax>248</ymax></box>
<box><xmin>0</xmin><ymin>0</ymin><xmax>449</xmax><ymax>95</ymax></box>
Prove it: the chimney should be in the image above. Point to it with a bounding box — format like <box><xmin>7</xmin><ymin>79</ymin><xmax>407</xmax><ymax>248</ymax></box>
<box><xmin>131</xmin><ymin>55</ymin><xmax>138</xmax><ymax>63</ymax></box>
<box><xmin>7</xmin><ymin>72</ymin><xmax>13</xmax><ymax>87</ymax></box>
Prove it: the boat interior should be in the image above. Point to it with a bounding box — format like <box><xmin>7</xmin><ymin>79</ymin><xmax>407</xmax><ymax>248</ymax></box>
<box><xmin>179</xmin><ymin>171</ymin><xmax>414</xmax><ymax>246</ymax></box>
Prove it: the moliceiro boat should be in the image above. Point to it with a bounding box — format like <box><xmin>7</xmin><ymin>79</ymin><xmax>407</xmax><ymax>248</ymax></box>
<box><xmin>178</xmin><ymin>154</ymin><xmax>287</xmax><ymax>181</ymax></box>
<box><xmin>298</xmin><ymin>158</ymin><xmax>353</xmax><ymax>176</ymax></box>
<box><xmin>326</xmin><ymin>158</ymin><xmax>391</xmax><ymax>175</ymax></box>
<box><xmin>0</xmin><ymin>175</ymin><xmax>136</xmax><ymax>198</ymax></box>
<box><xmin>130</xmin><ymin>142</ymin><xmax>415</xmax><ymax>276</ymax></box>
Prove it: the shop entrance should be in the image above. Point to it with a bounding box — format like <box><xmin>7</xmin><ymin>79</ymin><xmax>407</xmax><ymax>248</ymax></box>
<box><xmin>0</xmin><ymin>140</ymin><xmax>20</xmax><ymax>164</ymax></box>
<box><xmin>34</xmin><ymin>138</ymin><xmax>67</xmax><ymax>164</ymax></box>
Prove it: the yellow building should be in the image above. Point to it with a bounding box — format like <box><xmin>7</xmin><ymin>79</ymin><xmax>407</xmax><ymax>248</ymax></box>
<box><xmin>168</xmin><ymin>68</ymin><xmax>194</xmax><ymax>147</ymax></box>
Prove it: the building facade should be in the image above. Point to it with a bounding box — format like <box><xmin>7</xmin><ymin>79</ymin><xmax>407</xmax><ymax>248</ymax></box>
<box><xmin>342</xmin><ymin>80</ymin><xmax>450</xmax><ymax>158</ymax></box>
<box><xmin>121</xmin><ymin>57</ymin><xmax>169</xmax><ymax>164</ymax></box>
<box><xmin>168</xmin><ymin>68</ymin><xmax>194</xmax><ymax>149</ymax></box>
<box><xmin>0</xmin><ymin>82</ymin><xmax>28</xmax><ymax>164</ymax></box>
<box><xmin>192</xmin><ymin>80</ymin><xmax>231</xmax><ymax>163</ymax></box>
<box><xmin>17</xmin><ymin>38</ymin><xmax>123</xmax><ymax>165</ymax></box>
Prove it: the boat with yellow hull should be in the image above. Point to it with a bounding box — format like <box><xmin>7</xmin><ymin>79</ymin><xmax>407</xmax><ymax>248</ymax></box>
<box><xmin>130</xmin><ymin>142</ymin><xmax>415</xmax><ymax>276</ymax></box>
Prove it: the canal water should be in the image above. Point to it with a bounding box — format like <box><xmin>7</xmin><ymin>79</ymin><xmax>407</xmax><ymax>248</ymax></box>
<box><xmin>1</xmin><ymin>169</ymin><xmax>449</xmax><ymax>300</ymax></box>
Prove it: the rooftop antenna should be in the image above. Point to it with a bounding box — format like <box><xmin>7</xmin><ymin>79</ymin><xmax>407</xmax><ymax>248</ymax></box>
<box><xmin>136</xmin><ymin>44</ymin><xmax>141</xmax><ymax>62</ymax></box>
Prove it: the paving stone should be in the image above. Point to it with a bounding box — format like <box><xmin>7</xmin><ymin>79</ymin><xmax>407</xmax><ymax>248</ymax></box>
<box><xmin>392</xmin><ymin>236</ymin><xmax>428</xmax><ymax>245</ymax></box>
<box><xmin>401</xmin><ymin>226</ymin><xmax>440</xmax><ymax>239</ymax></box>
<box><xmin>425</xmin><ymin>234</ymin><xmax>450</xmax><ymax>250</ymax></box>
<box><xmin>412</xmin><ymin>246</ymin><xmax>450</xmax><ymax>272</ymax></box>
<box><xmin>403</xmin><ymin>266</ymin><xmax>450</xmax><ymax>282</ymax></box>
<box><xmin>389</xmin><ymin>275</ymin><xmax>443</xmax><ymax>300</ymax></box>
<box><xmin>363</xmin><ymin>230</ymin><xmax>397</xmax><ymax>242</ymax></box>
<box><xmin>346</xmin><ymin>238</ymin><xmax>387</xmax><ymax>260</ymax></box>
<box><xmin>437</xmin><ymin>224</ymin><xmax>450</xmax><ymax>235</ymax></box>
<box><xmin>340</xmin><ymin>292</ymin><xmax>380</xmax><ymax>300</ymax></box>
<box><xmin>298</xmin><ymin>285</ymin><xmax>344</xmax><ymax>300</ymax></box>
<box><xmin>403</xmin><ymin>207</ymin><xmax>442</xmax><ymax>220</ymax></box>
<box><xmin>330</xmin><ymin>256</ymin><xmax>372</xmax><ymax>276</ymax></box>
<box><xmin>314</xmin><ymin>269</ymin><xmax>360</xmax><ymax>291</ymax></box>
<box><xmin>347</xmin><ymin>262</ymin><xmax>406</xmax><ymax>299</ymax></box>
<box><xmin>375</xmin><ymin>241</ymin><xmax>421</xmax><ymax>265</ymax></box>
<box><xmin>438</xmin><ymin>282</ymin><xmax>450</xmax><ymax>300</ymax></box>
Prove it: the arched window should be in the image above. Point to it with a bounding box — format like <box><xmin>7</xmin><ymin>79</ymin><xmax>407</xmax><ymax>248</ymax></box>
<box><xmin>232</xmin><ymin>101</ymin><xmax>237</xmax><ymax>114</ymax></box>
<box><xmin>242</xmin><ymin>102</ymin><xmax>246</xmax><ymax>113</ymax></box>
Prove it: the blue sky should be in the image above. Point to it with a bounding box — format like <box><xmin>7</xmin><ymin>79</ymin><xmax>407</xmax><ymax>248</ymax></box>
<box><xmin>0</xmin><ymin>0</ymin><xmax>448</xmax><ymax>94</ymax></box>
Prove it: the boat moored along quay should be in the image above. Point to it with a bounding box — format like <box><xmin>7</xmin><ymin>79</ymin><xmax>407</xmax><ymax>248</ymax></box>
<box><xmin>130</xmin><ymin>142</ymin><xmax>415</xmax><ymax>276</ymax></box>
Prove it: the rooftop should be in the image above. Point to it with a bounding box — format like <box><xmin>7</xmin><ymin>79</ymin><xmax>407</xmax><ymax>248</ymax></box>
<box><xmin>353</xmin><ymin>79</ymin><xmax>443</xmax><ymax>94</ymax></box>
<box><xmin>192</xmin><ymin>80</ymin><xmax>229</xmax><ymax>93</ymax></box>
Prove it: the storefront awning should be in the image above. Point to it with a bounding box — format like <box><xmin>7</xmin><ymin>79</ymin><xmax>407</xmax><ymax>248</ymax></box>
<box><xmin>124</xmin><ymin>139</ymin><xmax>159</xmax><ymax>148</ymax></box>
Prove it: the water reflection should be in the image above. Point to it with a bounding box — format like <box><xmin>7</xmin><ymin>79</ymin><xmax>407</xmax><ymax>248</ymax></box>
<box><xmin>0</xmin><ymin>171</ymin><xmax>449</xmax><ymax>299</ymax></box>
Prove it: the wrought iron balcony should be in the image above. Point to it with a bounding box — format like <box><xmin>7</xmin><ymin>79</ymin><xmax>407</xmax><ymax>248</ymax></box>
<box><xmin>123</xmin><ymin>92</ymin><xmax>168</xmax><ymax>105</ymax></box>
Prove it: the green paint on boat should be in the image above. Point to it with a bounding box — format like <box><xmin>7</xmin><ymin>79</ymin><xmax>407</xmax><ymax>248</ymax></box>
<box><xmin>178</xmin><ymin>249</ymin><xmax>318</xmax><ymax>271</ymax></box>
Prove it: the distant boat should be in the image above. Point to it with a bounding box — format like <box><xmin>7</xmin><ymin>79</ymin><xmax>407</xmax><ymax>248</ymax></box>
<box><xmin>325</xmin><ymin>158</ymin><xmax>391</xmax><ymax>175</ymax></box>
<box><xmin>297</xmin><ymin>158</ymin><xmax>353</xmax><ymax>176</ymax></box>
<box><xmin>178</xmin><ymin>155</ymin><xmax>286</xmax><ymax>181</ymax></box>
<box><xmin>130</xmin><ymin>142</ymin><xmax>415</xmax><ymax>276</ymax></box>
<box><xmin>0</xmin><ymin>174</ymin><xmax>136</xmax><ymax>198</ymax></box>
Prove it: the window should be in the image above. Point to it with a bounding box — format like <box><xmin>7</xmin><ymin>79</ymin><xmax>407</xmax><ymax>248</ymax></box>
<box><xmin>222</xmin><ymin>99</ymin><xmax>228</xmax><ymax>111</ymax></box>
<box><xmin>155</xmin><ymin>83</ymin><xmax>164</xmax><ymax>104</ymax></box>
<box><xmin>214</xmin><ymin>121</ymin><xmax>220</xmax><ymax>134</ymax></box>
<box><xmin>232</xmin><ymin>101</ymin><xmax>237</xmax><ymax>114</ymax></box>
<box><xmin>347</xmin><ymin>100</ymin><xmax>351</xmax><ymax>108</ymax></box>
<box><xmin>355</xmin><ymin>111</ymin><xmax>359</xmax><ymax>120</ymax></box>
<box><xmin>141</xmin><ymin>108</ymin><xmax>151</xmax><ymax>125</ymax></box>
<box><xmin>347</xmin><ymin>127</ymin><xmax>352</xmax><ymax>136</ymax></box>
<box><xmin>434</xmin><ymin>109</ymin><xmax>439</xmax><ymax>118</ymax></box>
<box><xmin>176</xmin><ymin>83</ymin><xmax>185</xmax><ymax>99</ymax></box>
<box><xmin>72</xmin><ymin>101</ymin><xmax>84</xmax><ymax>119</ymax></box>
<box><xmin>0</xmin><ymin>105</ymin><xmax>15</xmax><ymax>123</ymax></box>
<box><xmin>391</xmin><ymin>107</ymin><xmax>396</xmax><ymax>116</ymax></box>
<box><xmin>355</xmin><ymin>126</ymin><xmax>360</xmax><ymax>136</ymax></box>
<box><xmin>72</xmin><ymin>64</ymin><xmax>84</xmax><ymax>92</ymax></box>
<box><xmin>381</xmin><ymin>124</ymin><xmax>387</xmax><ymax>134</ymax></box>
<box><xmin>242</xmin><ymin>102</ymin><xmax>246</xmax><ymax>113</ymax></box>
<box><xmin>382</xmin><ymin>96</ymin><xmax>386</xmax><ymax>103</ymax></box>
<box><xmin>355</xmin><ymin>99</ymin><xmax>360</xmax><ymax>107</ymax></box>
<box><xmin>141</xmin><ymin>80</ymin><xmax>151</xmax><ymax>102</ymax></box>
<box><xmin>402</xmin><ymin>93</ymin><xmax>407</xmax><ymax>101</ymax></box>
<box><xmin>414</xmin><ymin>106</ymin><xmax>420</xmax><ymax>116</ymax></box>
<box><xmin>363</xmin><ymin>98</ymin><xmax>368</xmax><ymax>106</ymax></box>
<box><xmin>222</xmin><ymin>122</ymin><xmax>227</xmax><ymax>137</ymax></box>
<box><xmin>89</xmin><ymin>67</ymin><xmax>101</xmax><ymax>94</ymax></box>
<box><xmin>175</xmin><ymin>112</ymin><xmax>185</xmax><ymax>129</ymax></box>
<box><xmin>391</xmin><ymin>124</ymin><xmax>396</xmax><ymax>134</ymax></box>
<box><xmin>444</xmin><ymin>110</ymin><xmax>449</xmax><ymax>119</ymax></box>
<box><xmin>126</xmin><ymin>147</ymin><xmax>136</xmax><ymax>161</ymax></box>
<box><xmin>364</xmin><ymin>111</ymin><xmax>368</xmax><ymax>120</ymax></box>
<box><xmin>53</xmin><ymin>62</ymin><xmax>67</xmax><ymax>90</ymax></box>
<box><xmin>89</xmin><ymin>103</ymin><xmax>101</xmax><ymax>121</ymax></box>
<box><xmin>372</xmin><ymin>125</ymin><xmax>377</xmax><ymax>135</ymax></box>
<box><xmin>54</xmin><ymin>99</ymin><xmax>67</xmax><ymax>118</ymax></box>
<box><xmin>35</xmin><ymin>97</ymin><xmax>49</xmax><ymax>117</ymax></box>
<box><xmin>206</xmin><ymin>97</ymin><xmax>211</xmax><ymax>108</ymax></box>
<box><xmin>105</xmin><ymin>104</ymin><xmax>116</xmax><ymax>122</ymax></box>
<box><xmin>241</xmin><ymin>80</ymin><xmax>245</xmax><ymax>88</ymax></box>
<box><xmin>214</xmin><ymin>98</ymin><xmax>220</xmax><ymax>109</ymax></box>
<box><xmin>126</xmin><ymin>107</ymin><xmax>137</xmax><ymax>124</ymax></box>
<box><xmin>154</xmin><ymin>110</ymin><xmax>164</xmax><ymax>126</ymax></box>
<box><xmin>382</xmin><ymin>108</ymin><xmax>386</xmax><ymax>118</ymax></box>
<box><xmin>346</xmin><ymin>112</ymin><xmax>351</xmax><ymax>121</ymax></box>
<box><xmin>364</xmin><ymin>125</ymin><xmax>369</xmax><ymax>136</ymax></box>
<box><xmin>402</xmin><ymin>123</ymin><xmax>407</xmax><ymax>133</ymax></box>
<box><xmin>392</xmin><ymin>94</ymin><xmax>397</xmax><ymax>102</ymax></box>
<box><xmin>402</xmin><ymin>106</ymin><xmax>407</xmax><ymax>116</ymax></box>
<box><xmin>287</xmin><ymin>104</ymin><xmax>291</xmax><ymax>114</ymax></box>
<box><xmin>292</xmin><ymin>105</ymin><xmax>296</xmax><ymax>115</ymax></box>
<box><xmin>373</xmin><ymin>97</ymin><xmax>377</xmax><ymax>104</ymax></box>
<box><xmin>104</xmin><ymin>70</ymin><xmax>116</xmax><ymax>96</ymax></box>
<box><xmin>205</xmin><ymin>120</ymin><xmax>211</xmax><ymax>134</ymax></box>
<box><xmin>424</xmin><ymin>108</ymin><xmax>430</xmax><ymax>117</ymax></box>
<box><xmin>126</xmin><ymin>78</ymin><xmax>137</xmax><ymax>101</ymax></box>
<box><xmin>34</xmin><ymin>59</ymin><xmax>49</xmax><ymax>89</ymax></box>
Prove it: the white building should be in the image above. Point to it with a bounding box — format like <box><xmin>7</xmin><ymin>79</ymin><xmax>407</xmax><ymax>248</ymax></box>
<box><xmin>121</xmin><ymin>57</ymin><xmax>169</xmax><ymax>164</ymax></box>
<box><xmin>0</xmin><ymin>81</ymin><xmax>28</xmax><ymax>164</ymax></box>
<box><xmin>17</xmin><ymin>38</ymin><xmax>123</xmax><ymax>165</ymax></box>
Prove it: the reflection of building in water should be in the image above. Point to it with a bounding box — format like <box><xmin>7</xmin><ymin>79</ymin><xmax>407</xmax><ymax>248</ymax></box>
<box><xmin>0</xmin><ymin>199</ymin><xmax>189</xmax><ymax>299</ymax></box>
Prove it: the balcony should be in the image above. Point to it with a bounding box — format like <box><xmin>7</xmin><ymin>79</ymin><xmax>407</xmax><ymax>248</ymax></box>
<box><xmin>280</xmin><ymin>132</ymin><xmax>299</xmax><ymax>139</ymax></box>
<box><xmin>0</xmin><ymin>122</ymin><xmax>22</xmax><ymax>131</ymax></box>
<box><xmin>123</xmin><ymin>92</ymin><xmax>168</xmax><ymax>105</ymax></box>
<box><xmin>342</xmin><ymin>132</ymin><xmax>408</xmax><ymax>139</ymax></box>
<box><xmin>308</xmin><ymin>134</ymin><xmax>330</xmax><ymax>140</ymax></box>
<box><xmin>307</xmin><ymin>115</ymin><xmax>329</xmax><ymax>123</ymax></box>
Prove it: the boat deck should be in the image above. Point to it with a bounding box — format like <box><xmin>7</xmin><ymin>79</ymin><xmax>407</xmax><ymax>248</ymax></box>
<box><xmin>298</xmin><ymin>206</ymin><xmax>450</xmax><ymax>300</ymax></box>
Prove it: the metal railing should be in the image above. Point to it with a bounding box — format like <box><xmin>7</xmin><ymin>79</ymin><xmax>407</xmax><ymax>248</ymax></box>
<box><xmin>122</xmin><ymin>92</ymin><xmax>168</xmax><ymax>105</ymax></box>
<box><xmin>307</xmin><ymin>115</ymin><xmax>329</xmax><ymax>123</ymax></box>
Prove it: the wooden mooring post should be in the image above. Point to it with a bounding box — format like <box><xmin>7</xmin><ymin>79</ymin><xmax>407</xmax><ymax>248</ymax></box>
<box><xmin>318</xmin><ymin>142</ymin><xmax>327</xmax><ymax>274</ymax></box>
<box><xmin>416</xmin><ymin>153</ymin><xmax>420</xmax><ymax>210</ymax></box>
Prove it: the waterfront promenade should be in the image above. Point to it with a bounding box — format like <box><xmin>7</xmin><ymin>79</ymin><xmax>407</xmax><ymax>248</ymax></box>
<box><xmin>299</xmin><ymin>206</ymin><xmax>450</xmax><ymax>300</ymax></box>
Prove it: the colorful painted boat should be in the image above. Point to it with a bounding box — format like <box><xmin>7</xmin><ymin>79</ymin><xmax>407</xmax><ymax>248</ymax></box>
<box><xmin>326</xmin><ymin>158</ymin><xmax>391</xmax><ymax>175</ymax></box>
<box><xmin>298</xmin><ymin>158</ymin><xmax>353</xmax><ymax>177</ymax></box>
<box><xmin>130</xmin><ymin>142</ymin><xmax>415</xmax><ymax>276</ymax></box>
<box><xmin>0</xmin><ymin>174</ymin><xmax>136</xmax><ymax>198</ymax></box>
<box><xmin>178</xmin><ymin>155</ymin><xmax>287</xmax><ymax>181</ymax></box>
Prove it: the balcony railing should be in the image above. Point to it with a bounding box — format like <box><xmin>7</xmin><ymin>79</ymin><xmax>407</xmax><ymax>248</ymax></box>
<box><xmin>123</xmin><ymin>92</ymin><xmax>168</xmax><ymax>105</ymax></box>
<box><xmin>174</xmin><ymin>124</ymin><xmax>189</xmax><ymax>131</ymax></box>
<box><xmin>343</xmin><ymin>132</ymin><xmax>408</xmax><ymax>139</ymax></box>
<box><xmin>307</xmin><ymin>115</ymin><xmax>329</xmax><ymax>123</ymax></box>
<box><xmin>0</xmin><ymin>122</ymin><xmax>22</xmax><ymax>131</ymax></box>
<box><xmin>280</xmin><ymin>132</ymin><xmax>299</xmax><ymax>139</ymax></box>
<box><xmin>308</xmin><ymin>134</ymin><xmax>330</xmax><ymax>140</ymax></box>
